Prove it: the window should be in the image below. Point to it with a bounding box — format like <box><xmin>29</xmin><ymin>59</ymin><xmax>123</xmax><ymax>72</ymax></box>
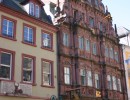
<box><xmin>92</xmin><ymin>43</ymin><xmax>97</xmax><ymax>55</ymax></box>
<box><xmin>115</xmin><ymin>52</ymin><xmax>119</xmax><ymax>62</ymax></box>
<box><xmin>95</xmin><ymin>74</ymin><xmax>100</xmax><ymax>89</ymax></box>
<box><xmin>64</xmin><ymin>67</ymin><xmax>70</xmax><ymax>84</ymax></box>
<box><xmin>23</xmin><ymin>24</ymin><xmax>36</xmax><ymax>46</ymax></box>
<box><xmin>107</xmin><ymin>75</ymin><xmax>112</xmax><ymax>90</ymax></box>
<box><xmin>29</xmin><ymin>2</ymin><xmax>40</xmax><ymax>18</ymax></box>
<box><xmin>95</xmin><ymin>0</ymin><xmax>99</xmax><ymax>7</ymax></box>
<box><xmin>87</xmin><ymin>71</ymin><xmax>92</xmax><ymax>86</ymax></box>
<box><xmin>110</xmin><ymin>48</ymin><xmax>114</xmax><ymax>59</ymax></box>
<box><xmin>112</xmin><ymin>76</ymin><xmax>117</xmax><ymax>90</ymax></box>
<box><xmin>86</xmin><ymin>39</ymin><xmax>90</xmax><ymax>52</ymax></box>
<box><xmin>88</xmin><ymin>0</ymin><xmax>91</xmax><ymax>3</ymax></box>
<box><xmin>79</xmin><ymin>37</ymin><xmax>84</xmax><ymax>50</ymax></box>
<box><xmin>80</xmin><ymin>69</ymin><xmax>86</xmax><ymax>85</ymax></box>
<box><xmin>117</xmin><ymin>78</ymin><xmax>122</xmax><ymax>92</ymax></box>
<box><xmin>35</xmin><ymin>5</ymin><xmax>40</xmax><ymax>18</ymax></box>
<box><xmin>99</xmin><ymin>22</ymin><xmax>103</xmax><ymax>31</ymax></box>
<box><xmin>89</xmin><ymin>17</ymin><xmax>94</xmax><ymax>28</ymax></box>
<box><xmin>42</xmin><ymin>60</ymin><xmax>53</xmax><ymax>86</ymax></box>
<box><xmin>22</xmin><ymin>54</ymin><xmax>35</xmax><ymax>84</ymax></box>
<box><xmin>1</xmin><ymin>16</ymin><xmax>16</xmax><ymax>40</ymax></box>
<box><xmin>0</xmin><ymin>49</ymin><xmax>15</xmax><ymax>80</ymax></box>
<box><xmin>29</xmin><ymin>2</ymin><xmax>34</xmax><ymax>16</ymax></box>
<box><xmin>42</xmin><ymin>33</ymin><xmax>52</xmax><ymax>50</ymax></box>
<box><xmin>63</xmin><ymin>33</ymin><xmax>69</xmax><ymax>46</ymax></box>
<box><xmin>105</xmin><ymin>46</ymin><xmax>109</xmax><ymax>57</ymax></box>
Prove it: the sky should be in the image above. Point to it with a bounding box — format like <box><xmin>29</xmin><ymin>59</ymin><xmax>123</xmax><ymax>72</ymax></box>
<box><xmin>102</xmin><ymin>0</ymin><xmax>130</xmax><ymax>30</ymax></box>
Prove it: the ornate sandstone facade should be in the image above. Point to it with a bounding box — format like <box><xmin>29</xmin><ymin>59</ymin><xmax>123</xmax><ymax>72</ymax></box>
<box><xmin>56</xmin><ymin>0</ymin><xmax>128</xmax><ymax>100</ymax></box>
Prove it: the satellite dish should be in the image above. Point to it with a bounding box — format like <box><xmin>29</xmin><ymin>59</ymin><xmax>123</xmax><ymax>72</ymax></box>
<box><xmin>50</xmin><ymin>95</ymin><xmax>57</xmax><ymax>100</ymax></box>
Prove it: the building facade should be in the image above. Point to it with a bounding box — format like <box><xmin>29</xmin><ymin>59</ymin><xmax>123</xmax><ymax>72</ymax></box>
<box><xmin>56</xmin><ymin>0</ymin><xmax>128</xmax><ymax>100</ymax></box>
<box><xmin>0</xmin><ymin>0</ymin><xmax>58</xmax><ymax>100</ymax></box>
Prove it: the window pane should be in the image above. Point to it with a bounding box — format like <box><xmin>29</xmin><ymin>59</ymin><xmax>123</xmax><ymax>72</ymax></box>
<box><xmin>42</xmin><ymin>33</ymin><xmax>51</xmax><ymax>48</ymax></box>
<box><xmin>64</xmin><ymin>67</ymin><xmax>70</xmax><ymax>84</ymax></box>
<box><xmin>35</xmin><ymin>5</ymin><xmax>39</xmax><ymax>18</ymax></box>
<box><xmin>29</xmin><ymin>3</ymin><xmax>34</xmax><ymax>16</ymax></box>
<box><xmin>23</xmin><ymin>57</ymin><xmax>33</xmax><ymax>82</ymax></box>
<box><xmin>0</xmin><ymin>66</ymin><xmax>10</xmax><ymax>79</ymax></box>
<box><xmin>1</xmin><ymin>53</ymin><xmax>11</xmax><ymax>65</ymax></box>
<box><xmin>42</xmin><ymin>61</ymin><xmax>51</xmax><ymax>86</ymax></box>
<box><xmin>88</xmin><ymin>71</ymin><xmax>92</xmax><ymax>86</ymax></box>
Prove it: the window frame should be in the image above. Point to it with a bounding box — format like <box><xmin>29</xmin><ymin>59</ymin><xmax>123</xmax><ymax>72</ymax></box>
<box><xmin>95</xmin><ymin>73</ymin><xmax>100</xmax><ymax>89</ymax></box>
<box><xmin>0</xmin><ymin>48</ymin><xmax>15</xmax><ymax>81</ymax></box>
<box><xmin>64</xmin><ymin>67</ymin><xmax>71</xmax><ymax>85</ymax></box>
<box><xmin>22</xmin><ymin>23</ymin><xmax>36</xmax><ymax>47</ymax></box>
<box><xmin>87</xmin><ymin>70</ymin><xmax>93</xmax><ymax>87</ymax></box>
<box><xmin>41</xmin><ymin>30</ymin><xmax>53</xmax><ymax>51</ymax></box>
<box><xmin>92</xmin><ymin>43</ymin><xmax>97</xmax><ymax>55</ymax></box>
<box><xmin>63</xmin><ymin>32</ymin><xmax>69</xmax><ymax>47</ymax></box>
<box><xmin>86</xmin><ymin>39</ymin><xmax>90</xmax><ymax>52</ymax></box>
<box><xmin>0</xmin><ymin>15</ymin><xmax>17</xmax><ymax>41</ymax></box>
<box><xmin>41</xmin><ymin>59</ymin><xmax>54</xmax><ymax>88</ymax></box>
<box><xmin>107</xmin><ymin>75</ymin><xmax>112</xmax><ymax>90</ymax></box>
<box><xmin>29</xmin><ymin>2</ymin><xmax>40</xmax><ymax>18</ymax></box>
<box><xmin>89</xmin><ymin>17</ymin><xmax>94</xmax><ymax>28</ymax></box>
<box><xmin>79</xmin><ymin>36</ymin><xmax>84</xmax><ymax>50</ymax></box>
<box><xmin>80</xmin><ymin>69</ymin><xmax>86</xmax><ymax>86</ymax></box>
<box><xmin>21</xmin><ymin>54</ymin><xmax>36</xmax><ymax>85</ymax></box>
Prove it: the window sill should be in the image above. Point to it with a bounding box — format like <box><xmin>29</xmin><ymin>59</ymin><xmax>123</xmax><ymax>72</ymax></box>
<box><xmin>20</xmin><ymin>82</ymin><xmax>37</xmax><ymax>86</ymax></box>
<box><xmin>22</xmin><ymin>41</ymin><xmax>37</xmax><ymax>47</ymax></box>
<box><xmin>0</xmin><ymin>79</ymin><xmax>15</xmax><ymax>82</ymax></box>
<box><xmin>41</xmin><ymin>85</ymin><xmax>55</xmax><ymax>88</ymax></box>
<box><xmin>0</xmin><ymin>35</ymin><xmax>17</xmax><ymax>41</ymax></box>
<box><xmin>41</xmin><ymin>47</ymin><xmax>54</xmax><ymax>52</ymax></box>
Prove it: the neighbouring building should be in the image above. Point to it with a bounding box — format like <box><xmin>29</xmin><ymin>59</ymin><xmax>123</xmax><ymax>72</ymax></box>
<box><xmin>52</xmin><ymin>0</ymin><xmax>128</xmax><ymax>100</ymax></box>
<box><xmin>122</xmin><ymin>45</ymin><xmax>130</xmax><ymax>100</ymax></box>
<box><xmin>0</xmin><ymin>0</ymin><xmax>58</xmax><ymax>100</ymax></box>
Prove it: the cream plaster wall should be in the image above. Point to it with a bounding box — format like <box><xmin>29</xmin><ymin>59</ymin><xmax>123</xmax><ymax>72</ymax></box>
<box><xmin>0</xmin><ymin>11</ymin><xmax>58</xmax><ymax>99</ymax></box>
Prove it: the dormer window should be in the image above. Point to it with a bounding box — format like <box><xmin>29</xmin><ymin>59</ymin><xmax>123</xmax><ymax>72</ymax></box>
<box><xmin>29</xmin><ymin>2</ymin><xmax>40</xmax><ymax>18</ymax></box>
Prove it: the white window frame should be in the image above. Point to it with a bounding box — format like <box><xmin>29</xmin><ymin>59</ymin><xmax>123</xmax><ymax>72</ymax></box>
<box><xmin>23</xmin><ymin>57</ymin><xmax>33</xmax><ymax>83</ymax></box>
<box><xmin>63</xmin><ymin>33</ymin><xmax>69</xmax><ymax>47</ymax></box>
<box><xmin>24</xmin><ymin>26</ymin><xmax>34</xmax><ymax>43</ymax></box>
<box><xmin>95</xmin><ymin>73</ymin><xmax>100</xmax><ymax>89</ymax></box>
<box><xmin>92</xmin><ymin>43</ymin><xmax>97</xmax><ymax>55</ymax></box>
<box><xmin>110</xmin><ymin>48</ymin><xmax>114</xmax><ymax>59</ymax></box>
<box><xmin>117</xmin><ymin>78</ymin><xmax>122</xmax><ymax>92</ymax></box>
<box><xmin>112</xmin><ymin>76</ymin><xmax>117</xmax><ymax>90</ymax></box>
<box><xmin>42</xmin><ymin>33</ymin><xmax>51</xmax><ymax>48</ymax></box>
<box><xmin>64</xmin><ymin>67</ymin><xmax>70</xmax><ymax>84</ymax></box>
<box><xmin>2</xmin><ymin>19</ymin><xmax>14</xmax><ymax>37</ymax></box>
<box><xmin>42</xmin><ymin>61</ymin><xmax>52</xmax><ymax>86</ymax></box>
<box><xmin>79</xmin><ymin>36</ymin><xmax>84</xmax><ymax>50</ymax></box>
<box><xmin>86</xmin><ymin>39</ymin><xmax>90</xmax><ymax>52</ymax></box>
<box><xmin>107</xmin><ymin>75</ymin><xmax>112</xmax><ymax>90</ymax></box>
<box><xmin>80</xmin><ymin>69</ymin><xmax>86</xmax><ymax>85</ymax></box>
<box><xmin>29</xmin><ymin>2</ymin><xmax>34</xmax><ymax>16</ymax></box>
<box><xmin>0</xmin><ymin>52</ymin><xmax>12</xmax><ymax>80</ymax></box>
<box><xmin>35</xmin><ymin>5</ymin><xmax>40</xmax><ymax>18</ymax></box>
<box><xmin>87</xmin><ymin>70</ymin><xmax>92</xmax><ymax>86</ymax></box>
<box><xmin>115</xmin><ymin>52</ymin><xmax>118</xmax><ymax>62</ymax></box>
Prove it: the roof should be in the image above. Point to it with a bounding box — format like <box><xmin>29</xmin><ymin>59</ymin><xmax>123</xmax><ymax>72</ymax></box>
<box><xmin>1</xmin><ymin>0</ymin><xmax>52</xmax><ymax>24</ymax></box>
